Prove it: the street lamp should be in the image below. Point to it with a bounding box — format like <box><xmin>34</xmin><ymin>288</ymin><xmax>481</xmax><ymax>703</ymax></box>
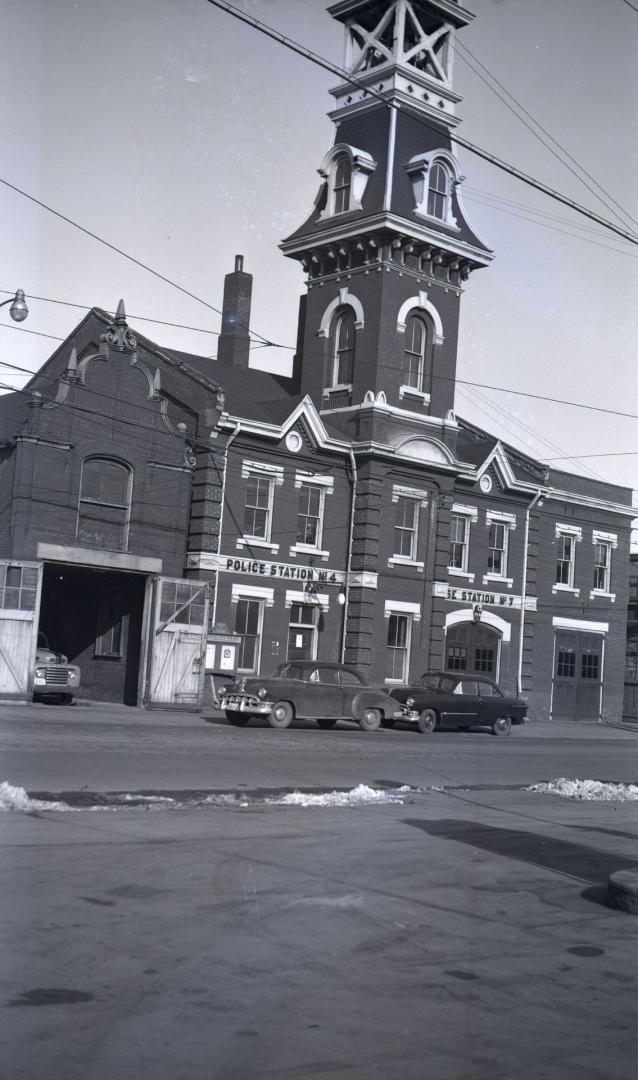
<box><xmin>0</xmin><ymin>289</ymin><xmax>29</xmax><ymax>323</ymax></box>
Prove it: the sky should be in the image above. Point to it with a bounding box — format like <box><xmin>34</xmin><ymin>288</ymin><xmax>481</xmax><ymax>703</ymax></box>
<box><xmin>1</xmin><ymin>0</ymin><xmax>637</xmax><ymax>525</ymax></box>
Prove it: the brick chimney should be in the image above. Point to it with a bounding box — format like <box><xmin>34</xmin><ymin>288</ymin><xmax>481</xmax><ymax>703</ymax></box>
<box><xmin>217</xmin><ymin>254</ymin><xmax>252</xmax><ymax>369</ymax></box>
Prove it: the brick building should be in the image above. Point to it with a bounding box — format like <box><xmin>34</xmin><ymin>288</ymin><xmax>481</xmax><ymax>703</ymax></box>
<box><xmin>0</xmin><ymin>0</ymin><xmax>633</xmax><ymax>718</ymax></box>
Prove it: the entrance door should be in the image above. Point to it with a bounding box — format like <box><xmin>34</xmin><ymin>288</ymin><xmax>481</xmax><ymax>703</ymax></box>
<box><xmin>147</xmin><ymin>578</ymin><xmax>210</xmax><ymax>710</ymax></box>
<box><xmin>0</xmin><ymin>561</ymin><xmax>42</xmax><ymax>701</ymax></box>
<box><xmin>445</xmin><ymin>623</ymin><xmax>500</xmax><ymax>678</ymax></box>
<box><xmin>552</xmin><ymin>630</ymin><xmax>603</xmax><ymax>721</ymax></box>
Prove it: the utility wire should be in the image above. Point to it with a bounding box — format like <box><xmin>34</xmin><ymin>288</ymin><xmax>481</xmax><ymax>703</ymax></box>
<box><xmin>619</xmin><ymin>0</ymin><xmax>638</xmax><ymax>14</ymax></box>
<box><xmin>0</xmin><ymin>175</ymin><xmax>275</xmax><ymax>348</ymax></box>
<box><xmin>455</xmin><ymin>40</ymin><xmax>638</xmax><ymax>233</ymax></box>
<box><xmin>204</xmin><ymin>0</ymin><xmax>638</xmax><ymax>246</ymax></box>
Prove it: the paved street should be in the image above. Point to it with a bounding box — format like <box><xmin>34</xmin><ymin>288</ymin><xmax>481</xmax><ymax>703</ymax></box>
<box><xmin>1</xmin><ymin>704</ymin><xmax>637</xmax><ymax>1080</ymax></box>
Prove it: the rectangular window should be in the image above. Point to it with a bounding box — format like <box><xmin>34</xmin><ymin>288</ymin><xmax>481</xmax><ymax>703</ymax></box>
<box><xmin>0</xmin><ymin>563</ymin><xmax>38</xmax><ymax>611</ymax></box>
<box><xmin>296</xmin><ymin>484</ymin><xmax>323</xmax><ymax>548</ymax></box>
<box><xmin>234</xmin><ymin>598</ymin><xmax>263</xmax><ymax>674</ymax></box>
<box><xmin>557</xmin><ymin>649</ymin><xmax>576</xmax><ymax>678</ymax></box>
<box><xmin>487</xmin><ymin>522</ymin><xmax>508</xmax><ymax>577</ymax></box>
<box><xmin>286</xmin><ymin>603</ymin><xmax>318</xmax><ymax>662</ymax></box>
<box><xmin>449</xmin><ymin>514</ymin><xmax>469</xmax><ymax>571</ymax></box>
<box><xmin>243</xmin><ymin>475</ymin><xmax>273</xmax><ymax>541</ymax></box>
<box><xmin>581</xmin><ymin>652</ymin><xmax>600</xmax><ymax>681</ymax></box>
<box><xmin>386</xmin><ymin>613</ymin><xmax>411</xmax><ymax>682</ymax></box>
<box><xmin>394</xmin><ymin>497</ymin><xmax>418</xmax><ymax>560</ymax></box>
<box><xmin>556</xmin><ymin>535</ymin><xmax>575</xmax><ymax>587</ymax></box>
<box><xmin>95</xmin><ymin>592</ymin><xmax>125</xmax><ymax>658</ymax></box>
<box><xmin>446</xmin><ymin>645</ymin><xmax>467</xmax><ymax>671</ymax></box>
<box><xmin>593</xmin><ymin>542</ymin><xmax>611</xmax><ymax>592</ymax></box>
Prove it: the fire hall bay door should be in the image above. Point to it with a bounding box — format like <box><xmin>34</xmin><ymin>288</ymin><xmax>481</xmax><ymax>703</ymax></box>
<box><xmin>146</xmin><ymin>577</ymin><xmax>209</xmax><ymax>710</ymax></box>
<box><xmin>0</xmin><ymin>560</ymin><xmax>43</xmax><ymax>701</ymax></box>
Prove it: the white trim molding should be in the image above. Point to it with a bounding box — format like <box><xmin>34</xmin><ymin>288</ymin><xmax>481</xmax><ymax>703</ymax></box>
<box><xmin>486</xmin><ymin>510</ymin><xmax>517</xmax><ymax>529</ymax></box>
<box><xmin>236</xmin><ymin>537</ymin><xmax>280</xmax><ymax>555</ymax></box>
<box><xmin>552</xmin><ymin>582</ymin><xmax>580</xmax><ymax>596</ymax></box>
<box><xmin>285</xmin><ymin>589</ymin><xmax>329</xmax><ymax>612</ymax></box>
<box><xmin>445</xmin><ymin>608</ymin><xmax>512</xmax><ymax>644</ymax></box>
<box><xmin>384</xmin><ymin>599</ymin><xmax>422</xmax><ymax>622</ymax></box>
<box><xmin>555</xmin><ymin>522</ymin><xmax>582</xmax><ymax>540</ymax></box>
<box><xmin>294</xmin><ymin>471</ymin><xmax>335</xmax><ymax>492</ymax></box>
<box><xmin>388</xmin><ymin>556</ymin><xmax>425</xmax><ymax>572</ymax></box>
<box><xmin>289</xmin><ymin>543</ymin><xmax>330</xmax><ymax>561</ymax></box>
<box><xmin>396</xmin><ymin>291</ymin><xmax>444</xmax><ymax>344</ymax></box>
<box><xmin>392</xmin><ymin>485</ymin><xmax>429</xmax><ymax>507</ymax></box>
<box><xmin>317</xmin><ymin>288</ymin><xmax>365</xmax><ymax>336</ymax></box>
<box><xmin>552</xmin><ymin>616</ymin><xmax>608</xmax><ymax>634</ymax></box>
<box><xmin>452</xmin><ymin>503</ymin><xmax>479</xmax><ymax>522</ymax></box>
<box><xmin>593</xmin><ymin>529</ymin><xmax>618</xmax><ymax>548</ymax></box>
<box><xmin>241</xmin><ymin>460</ymin><xmax>284</xmax><ymax>485</ymax></box>
<box><xmin>231</xmin><ymin>584</ymin><xmax>275</xmax><ymax>607</ymax></box>
<box><xmin>317</xmin><ymin>143</ymin><xmax>377</xmax><ymax>221</ymax></box>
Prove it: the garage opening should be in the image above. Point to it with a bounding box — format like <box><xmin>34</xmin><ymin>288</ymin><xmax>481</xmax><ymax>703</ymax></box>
<box><xmin>38</xmin><ymin>564</ymin><xmax>146</xmax><ymax>705</ymax></box>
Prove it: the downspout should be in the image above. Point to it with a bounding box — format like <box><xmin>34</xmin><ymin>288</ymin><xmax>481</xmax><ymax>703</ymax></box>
<box><xmin>210</xmin><ymin>422</ymin><xmax>240</xmax><ymax>629</ymax></box>
<box><xmin>341</xmin><ymin>447</ymin><xmax>358</xmax><ymax>663</ymax></box>
<box><xmin>517</xmin><ymin>488</ymin><xmax>545</xmax><ymax>697</ymax></box>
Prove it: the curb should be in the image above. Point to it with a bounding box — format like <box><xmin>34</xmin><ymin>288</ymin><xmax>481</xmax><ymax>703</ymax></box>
<box><xmin>607</xmin><ymin>870</ymin><xmax>638</xmax><ymax>915</ymax></box>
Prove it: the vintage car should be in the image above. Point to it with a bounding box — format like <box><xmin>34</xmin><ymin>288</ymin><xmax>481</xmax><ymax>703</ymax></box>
<box><xmin>33</xmin><ymin>632</ymin><xmax>81</xmax><ymax>705</ymax></box>
<box><xmin>388</xmin><ymin>672</ymin><xmax>527</xmax><ymax>735</ymax></box>
<box><xmin>220</xmin><ymin>660</ymin><xmax>418</xmax><ymax>731</ymax></box>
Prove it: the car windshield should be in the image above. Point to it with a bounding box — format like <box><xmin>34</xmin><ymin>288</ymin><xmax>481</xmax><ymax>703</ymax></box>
<box><xmin>416</xmin><ymin>673</ymin><xmax>458</xmax><ymax>692</ymax></box>
<box><xmin>268</xmin><ymin>663</ymin><xmax>311</xmax><ymax>681</ymax></box>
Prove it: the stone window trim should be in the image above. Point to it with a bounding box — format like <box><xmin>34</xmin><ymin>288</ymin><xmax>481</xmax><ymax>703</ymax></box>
<box><xmin>399</xmin><ymin>385</ymin><xmax>431</xmax><ymax>405</ymax></box>
<box><xmin>483</xmin><ymin>574</ymin><xmax>513</xmax><ymax>588</ymax></box>
<box><xmin>317</xmin><ymin>143</ymin><xmax>377</xmax><ymax>221</ymax></box>
<box><xmin>552</xmin><ymin>582</ymin><xmax>580</xmax><ymax>597</ymax></box>
<box><xmin>392</xmin><ymin>485</ymin><xmax>429</xmax><ymax>508</ymax></box>
<box><xmin>285</xmin><ymin>589</ymin><xmax>329</xmax><ymax>612</ymax></box>
<box><xmin>236</xmin><ymin>536</ymin><xmax>280</xmax><ymax>555</ymax></box>
<box><xmin>592</xmin><ymin>530</ymin><xmax>618</xmax><ymax>548</ymax></box>
<box><xmin>486</xmin><ymin>510</ymin><xmax>517</xmax><ymax>529</ymax></box>
<box><xmin>405</xmin><ymin>150</ymin><xmax>462</xmax><ymax>230</ymax></box>
<box><xmin>383</xmin><ymin>600</ymin><xmax>422</xmax><ymax>622</ymax></box>
<box><xmin>231</xmin><ymin>584</ymin><xmax>275</xmax><ymax>607</ymax></box>
<box><xmin>317</xmin><ymin>289</ymin><xmax>365</xmax><ymax>338</ymax></box>
<box><xmin>452</xmin><ymin>503</ymin><xmax>479</xmax><ymax>521</ymax></box>
<box><xmin>241</xmin><ymin>460</ymin><xmax>284</xmax><ymax>485</ymax></box>
<box><xmin>289</xmin><ymin>543</ymin><xmax>330</xmax><ymax>561</ymax></box>
<box><xmin>396</xmin><ymin>292</ymin><xmax>444</xmax><ymax>344</ymax></box>
<box><xmin>448</xmin><ymin>568</ymin><xmax>475</xmax><ymax>582</ymax></box>
<box><xmin>590</xmin><ymin>589</ymin><xmax>616</xmax><ymax>603</ymax></box>
<box><xmin>555</xmin><ymin>522</ymin><xmax>582</xmax><ymax>541</ymax></box>
<box><xmin>388</xmin><ymin>556</ymin><xmax>425</xmax><ymax>572</ymax></box>
<box><xmin>294</xmin><ymin>472</ymin><xmax>334</xmax><ymax>492</ymax></box>
<box><xmin>552</xmin><ymin>616</ymin><xmax>608</xmax><ymax>634</ymax></box>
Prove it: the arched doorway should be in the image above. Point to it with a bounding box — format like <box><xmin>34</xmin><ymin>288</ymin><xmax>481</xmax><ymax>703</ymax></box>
<box><xmin>445</xmin><ymin>621</ymin><xmax>502</xmax><ymax>678</ymax></box>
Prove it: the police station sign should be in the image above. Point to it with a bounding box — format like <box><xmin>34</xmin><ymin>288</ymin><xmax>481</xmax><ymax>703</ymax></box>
<box><xmin>188</xmin><ymin>551</ymin><xmax>345</xmax><ymax>586</ymax></box>
<box><xmin>432</xmin><ymin>581</ymin><xmax>537</xmax><ymax>611</ymax></box>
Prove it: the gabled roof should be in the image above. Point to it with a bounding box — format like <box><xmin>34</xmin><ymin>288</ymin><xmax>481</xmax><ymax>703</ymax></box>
<box><xmin>166</xmin><ymin>348</ymin><xmax>297</xmax><ymax>424</ymax></box>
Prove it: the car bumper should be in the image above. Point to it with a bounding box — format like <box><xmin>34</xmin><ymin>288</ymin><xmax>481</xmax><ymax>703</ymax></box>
<box><xmin>221</xmin><ymin>694</ymin><xmax>273</xmax><ymax>715</ymax></box>
<box><xmin>394</xmin><ymin>707</ymin><xmax>419</xmax><ymax>722</ymax></box>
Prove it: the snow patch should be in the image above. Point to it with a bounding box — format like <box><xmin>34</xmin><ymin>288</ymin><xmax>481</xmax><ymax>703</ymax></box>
<box><xmin>528</xmin><ymin>778</ymin><xmax>638</xmax><ymax>802</ymax></box>
<box><xmin>267</xmin><ymin>783</ymin><xmax>413</xmax><ymax>807</ymax></box>
<box><xmin>0</xmin><ymin>782</ymin><xmax>69</xmax><ymax>813</ymax></box>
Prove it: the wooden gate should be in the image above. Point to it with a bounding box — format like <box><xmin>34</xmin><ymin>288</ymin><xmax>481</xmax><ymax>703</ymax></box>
<box><xmin>147</xmin><ymin>577</ymin><xmax>210</xmax><ymax>710</ymax></box>
<box><xmin>552</xmin><ymin>630</ymin><xmax>603</xmax><ymax>721</ymax></box>
<box><xmin>0</xmin><ymin>560</ymin><xmax>43</xmax><ymax>701</ymax></box>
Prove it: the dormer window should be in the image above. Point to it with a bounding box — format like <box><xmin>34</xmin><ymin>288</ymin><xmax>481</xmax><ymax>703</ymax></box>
<box><xmin>427</xmin><ymin>161</ymin><xmax>450</xmax><ymax>220</ymax></box>
<box><xmin>318</xmin><ymin>144</ymin><xmax>376</xmax><ymax>221</ymax></box>
<box><xmin>406</xmin><ymin>151</ymin><xmax>460</xmax><ymax>229</ymax></box>
<box><xmin>334</xmin><ymin>157</ymin><xmax>352</xmax><ymax>214</ymax></box>
<box><xmin>333</xmin><ymin>310</ymin><xmax>356</xmax><ymax>385</ymax></box>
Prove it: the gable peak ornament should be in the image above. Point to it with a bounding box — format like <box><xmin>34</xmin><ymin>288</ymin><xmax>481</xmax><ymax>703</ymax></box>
<box><xmin>100</xmin><ymin>298</ymin><xmax>138</xmax><ymax>352</ymax></box>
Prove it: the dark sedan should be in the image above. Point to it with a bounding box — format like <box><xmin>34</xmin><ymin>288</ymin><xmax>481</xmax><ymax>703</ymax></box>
<box><xmin>389</xmin><ymin>672</ymin><xmax>528</xmax><ymax>735</ymax></box>
<box><xmin>220</xmin><ymin>661</ymin><xmax>418</xmax><ymax>731</ymax></box>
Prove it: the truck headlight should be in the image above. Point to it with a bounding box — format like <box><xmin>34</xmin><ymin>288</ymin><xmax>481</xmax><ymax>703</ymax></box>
<box><xmin>35</xmin><ymin>668</ymin><xmax>45</xmax><ymax>678</ymax></box>
<box><xmin>406</xmin><ymin>697</ymin><xmax>414</xmax><ymax>708</ymax></box>
<box><xmin>69</xmin><ymin>671</ymin><xmax>77</xmax><ymax>681</ymax></box>
<box><xmin>257</xmin><ymin>688</ymin><xmax>267</xmax><ymax>700</ymax></box>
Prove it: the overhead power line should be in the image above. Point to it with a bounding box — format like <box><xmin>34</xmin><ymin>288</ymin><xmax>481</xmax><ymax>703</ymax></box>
<box><xmin>619</xmin><ymin>0</ymin><xmax>638</xmax><ymax>14</ymax></box>
<box><xmin>0</xmin><ymin>176</ymin><xmax>275</xmax><ymax>348</ymax></box>
<box><xmin>204</xmin><ymin>0</ymin><xmax>638</xmax><ymax>247</ymax></box>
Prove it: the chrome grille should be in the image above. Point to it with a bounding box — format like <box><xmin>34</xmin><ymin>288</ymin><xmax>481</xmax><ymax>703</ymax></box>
<box><xmin>44</xmin><ymin>668</ymin><xmax>70</xmax><ymax>685</ymax></box>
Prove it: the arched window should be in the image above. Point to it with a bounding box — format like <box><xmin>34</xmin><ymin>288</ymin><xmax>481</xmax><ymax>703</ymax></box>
<box><xmin>427</xmin><ymin>161</ymin><xmax>450</xmax><ymax>220</ymax></box>
<box><xmin>333</xmin><ymin>310</ymin><xmax>356</xmax><ymax>386</ymax></box>
<box><xmin>404</xmin><ymin>314</ymin><xmax>428</xmax><ymax>391</ymax></box>
<box><xmin>77</xmin><ymin>457</ymin><xmax>132</xmax><ymax>551</ymax></box>
<box><xmin>333</xmin><ymin>156</ymin><xmax>352</xmax><ymax>214</ymax></box>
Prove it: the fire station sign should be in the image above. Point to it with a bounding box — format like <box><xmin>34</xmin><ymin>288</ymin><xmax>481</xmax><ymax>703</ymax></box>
<box><xmin>432</xmin><ymin>581</ymin><xmax>537</xmax><ymax>611</ymax></box>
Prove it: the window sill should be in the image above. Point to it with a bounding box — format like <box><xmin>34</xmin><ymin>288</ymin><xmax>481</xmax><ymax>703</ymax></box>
<box><xmin>483</xmin><ymin>574</ymin><xmax>513</xmax><ymax>588</ymax></box>
<box><xmin>552</xmin><ymin>583</ymin><xmax>579</xmax><ymax>596</ymax></box>
<box><xmin>399</xmin><ymin>385</ymin><xmax>430</xmax><ymax>404</ymax></box>
<box><xmin>448</xmin><ymin>568</ymin><xmax>474</xmax><ymax>581</ymax></box>
<box><xmin>236</xmin><ymin>537</ymin><xmax>280</xmax><ymax>554</ymax></box>
<box><xmin>388</xmin><ymin>556</ymin><xmax>424</xmax><ymax>572</ymax></box>
<box><xmin>590</xmin><ymin>589</ymin><xmax>616</xmax><ymax>602</ymax></box>
<box><xmin>322</xmin><ymin>383</ymin><xmax>352</xmax><ymax>397</ymax></box>
<box><xmin>289</xmin><ymin>544</ymin><xmax>330</xmax><ymax>560</ymax></box>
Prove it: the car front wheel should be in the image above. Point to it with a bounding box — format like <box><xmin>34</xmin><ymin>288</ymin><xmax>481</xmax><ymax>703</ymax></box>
<box><xmin>417</xmin><ymin>709</ymin><xmax>437</xmax><ymax>735</ymax></box>
<box><xmin>268</xmin><ymin>701</ymin><xmax>294</xmax><ymax>729</ymax></box>
<box><xmin>359</xmin><ymin>708</ymin><xmax>381</xmax><ymax>732</ymax></box>
<box><xmin>491</xmin><ymin>715</ymin><xmax>512</xmax><ymax>736</ymax></box>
